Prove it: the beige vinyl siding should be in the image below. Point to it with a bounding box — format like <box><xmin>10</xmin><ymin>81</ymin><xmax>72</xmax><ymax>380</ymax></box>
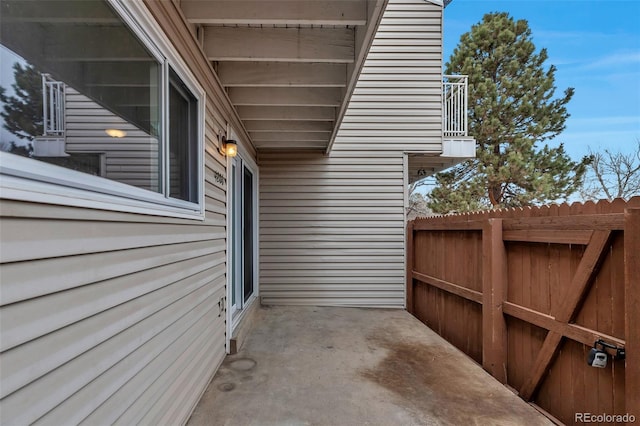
<box><xmin>0</xmin><ymin>147</ymin><xmax>226</xmax><ymax>426</ymax></box>
<box><xmin>0</xmin><ymin>1</ymin><xmax>246</xmax><ymax>424</ymax></box>
<box><xmin>259</xmin><ymin>152</ymin><xmax>407</xmax><ymax>308</ymax></box>
<box><xmin>259</xmin><ymin>0</ymin><xmax>443</xmax><ymax>308</ymax></box>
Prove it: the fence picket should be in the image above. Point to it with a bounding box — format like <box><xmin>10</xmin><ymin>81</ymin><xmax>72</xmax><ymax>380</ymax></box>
<box><xmin>407</xmin><ymin>198</ymin><xmax>635</xmax><ymax>424</ymax></box>
<box><xmin>625</xmin><ymin>208</ymin><xmax>639</xmax><ymax>419</ymax></box>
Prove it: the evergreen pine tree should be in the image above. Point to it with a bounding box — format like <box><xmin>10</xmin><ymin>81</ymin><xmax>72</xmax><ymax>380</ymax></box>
<box><xmin>0</xmin><ymin>62</ymin><xmax>44</xmax><ymax>140</ymax></box>
<box><xmin>428</xmin><ymin>12</ymin><xmax>590</xmax><ymax>213</ymax></box>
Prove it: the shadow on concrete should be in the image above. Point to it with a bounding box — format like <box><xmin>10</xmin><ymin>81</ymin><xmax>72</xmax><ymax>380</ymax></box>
<box><xmin>188</xmin><ymin>306</ymin><xmax>552</xmax><ymax>426</ymax></box>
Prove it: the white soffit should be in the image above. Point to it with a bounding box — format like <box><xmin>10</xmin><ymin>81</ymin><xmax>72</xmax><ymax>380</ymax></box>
<box><xmin>181</xmin><ymin>0</ymin><xmax>389</xmax><ymax>152</ymax></box>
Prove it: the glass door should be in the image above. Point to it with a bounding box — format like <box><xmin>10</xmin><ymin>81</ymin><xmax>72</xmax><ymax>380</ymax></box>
<box><xmin>242</xmin><ymin>165</ymin><xmax>254</xmax><ymax>303</ymax></box>
<box><xmin>230</xmin><ymin>155</ymin><xmax>257</xmax><ymax>324</ymax></box>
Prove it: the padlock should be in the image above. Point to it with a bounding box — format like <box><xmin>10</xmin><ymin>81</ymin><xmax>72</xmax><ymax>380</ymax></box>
<box><xmin>587</xmin><ymin>346</ymin><xmax>608</xmax><ymax>368</ymax></box>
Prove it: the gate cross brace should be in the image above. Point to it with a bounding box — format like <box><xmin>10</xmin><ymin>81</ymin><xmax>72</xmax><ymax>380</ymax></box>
<box><xmin>519</xmin><ymin>230</ymin><xmax>613</xmax><ymax>401</ymax></box>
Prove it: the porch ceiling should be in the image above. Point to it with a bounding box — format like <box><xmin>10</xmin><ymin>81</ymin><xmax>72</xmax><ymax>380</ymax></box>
<box><xmin>180</xmin><ymin>0</ymin><xmax>388</xmax><ymax>152</ymax></box>
<box><xmin>408</xmin><ymin>153</ymin><xmax>465</xmax><ymax>183</ymax></box>
<box><xmin>408</xmin><ymin>138</ymin><xmax>476</xmax><ymax>183</ymax></box>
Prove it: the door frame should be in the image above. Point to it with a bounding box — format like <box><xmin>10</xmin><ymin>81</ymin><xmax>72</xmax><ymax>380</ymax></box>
<box><xmin>225</xmin><ymin>136</ymin><xmax>259</xmax><ymax>353</ymax></box>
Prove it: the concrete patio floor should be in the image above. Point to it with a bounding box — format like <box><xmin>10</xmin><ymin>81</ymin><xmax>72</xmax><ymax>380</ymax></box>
<box><xmin>188</xmin><ymin>306</ymin><xmax>552</xmax><ymax>426</ymax></box>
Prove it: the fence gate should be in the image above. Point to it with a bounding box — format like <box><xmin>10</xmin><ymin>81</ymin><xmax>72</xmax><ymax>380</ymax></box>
<box><xmin>406</xmin><ymin>198</ymin><xmax>639</xmax><ymax>425</ymax></box>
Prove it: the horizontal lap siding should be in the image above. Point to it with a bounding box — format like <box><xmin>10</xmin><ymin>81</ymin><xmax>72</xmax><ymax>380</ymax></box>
<box><xmin>260</xmin><ymin>153</ymin><xmax>406</xmax><ymax>309</ymax></box>
<box><xmin>0</xmin><ymin>148</ymin><xmax>226</xmax><ymax>426</ymax></box>
<box><xmin>0</xmin><ymin>2</ymin><xmax>235</xmax><ymax>424</ymax></box>
<box><xmin>259</xmin><ymin>0</ymin><xmax>442</xmax><ymax>308</ymax></box>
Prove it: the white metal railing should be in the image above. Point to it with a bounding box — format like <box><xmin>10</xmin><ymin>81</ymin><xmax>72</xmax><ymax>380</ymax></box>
<box><xmin>443</xmin><ymin>75</ymin><xmax>468</xmax><ymax>138</ymax></box>
<box><xmin>42</xmin><ymin>74</ymin><xmax>65</xmax><ymax>136</ymax></box>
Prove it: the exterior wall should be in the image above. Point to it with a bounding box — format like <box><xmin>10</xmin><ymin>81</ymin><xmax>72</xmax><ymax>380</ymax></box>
<box><xmin>259</xmin><ymin>0</ymin><xmax>443</xmax><ymax>308</ymax></box>
<box><xmin>0</xmin><ymin>2</ymin><xmax>252</xmax><ymax>424</ymax></box>
<box><xmin>0</xmin><ymin>0</ymin><xmax>444</xmax><ymax>422</ymax></box>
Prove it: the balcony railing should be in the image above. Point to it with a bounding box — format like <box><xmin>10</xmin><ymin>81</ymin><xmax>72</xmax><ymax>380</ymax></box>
<box><xmin>42</xmin><ymin>74</ymin><xmax>65</xmax><ymax>136</ymax></box>
<box><xmin>443</xmin><ymin>75</ymin><xmax>468</xmax><ymax>138</ymax></box>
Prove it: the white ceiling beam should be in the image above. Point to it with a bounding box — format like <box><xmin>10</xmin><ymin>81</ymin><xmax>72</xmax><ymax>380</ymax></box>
<box><xmin>217</xmin><ymin>62</ymin><xmax>347</xmax><ymax>87</ymax></box>
<box><xmin>182</xmin><ymin>0</ymin><xmax>367</xmax><ymax>26</ymax></box>
<box><xmin>229</xmin><ymin>88</ymin><xmax>343</xmax><ymax>107</ymax></box>
<box><xmin>250</xmin><ymin>132</ymin><xmax>331</xmax><ymax>142</ymax></box>
<box><xmin>204</xmin><ymin>27</ymin><xmax>354</xmax><ymax>63</ymax></box>
<box><xmin>236</xmin><ymin>106</ymin><xmax>336</xmax><ymax>121</ymax></box>
<box><xmin>254</xmin><ymin>140</ymin><xmax>328</xmax><ymax>150</ymax></box>
<box><xmin>244</xmin><ymin>121</ymin><xmax>334</xmax><ymax>132</ymax></box>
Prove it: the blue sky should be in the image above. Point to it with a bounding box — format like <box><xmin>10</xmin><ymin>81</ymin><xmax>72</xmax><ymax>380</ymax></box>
<box><xmin>443</xmin><ymin>0</ymin><xmax>640</xmax><ymax>161</ymax></box>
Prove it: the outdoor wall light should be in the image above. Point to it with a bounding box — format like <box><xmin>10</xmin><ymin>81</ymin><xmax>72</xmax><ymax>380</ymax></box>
<box><xmin>105</xmin><ymin>129</ymin><xmax>127</xmax><ymax>138</ymax></box>
<box><xmin>219</xmin><ymin>135</ymin><xmax>238</xmax><ymax>158</ymax></box>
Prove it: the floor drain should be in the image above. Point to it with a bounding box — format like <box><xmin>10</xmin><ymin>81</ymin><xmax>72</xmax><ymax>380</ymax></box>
<box><xmin>229</xmin><ymin>358</ymin><xmax>256</xmax><ymax>371</ymax></box>
<box><xmin>218</xmin><ymin>382</ymin><xmax>235</xmax><ymax>392</ymax></box>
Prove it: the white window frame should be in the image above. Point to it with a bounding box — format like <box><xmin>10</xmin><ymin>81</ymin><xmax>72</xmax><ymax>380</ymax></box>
<box><xmin>0</xmin><ymin>0</ymin><xmax>206</xmax><ymax>220</ymax></box>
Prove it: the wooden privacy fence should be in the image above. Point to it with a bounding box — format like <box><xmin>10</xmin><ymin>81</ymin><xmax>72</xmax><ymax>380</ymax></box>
<box><xmin>406</xmin><ymin>198</ymin><xmax>639</xmax><ymax>425</ymax></box>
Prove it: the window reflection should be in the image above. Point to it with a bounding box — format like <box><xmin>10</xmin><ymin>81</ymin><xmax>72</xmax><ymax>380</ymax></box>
<box><xmin>169</xmin><ymin>69</ymin><xmax>198</xmax><ymax>203</ymax></box>
<box><xmin>0</xmin><ymin>0</ymin><xmax>162</xmax><ymax>194</ymax></box>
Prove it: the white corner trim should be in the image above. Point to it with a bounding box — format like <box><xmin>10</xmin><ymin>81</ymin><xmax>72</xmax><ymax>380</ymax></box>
<box><xmin>402</xmin><ymin>153</ymin><xmax>409</xmax><ymax>310</ymax></box>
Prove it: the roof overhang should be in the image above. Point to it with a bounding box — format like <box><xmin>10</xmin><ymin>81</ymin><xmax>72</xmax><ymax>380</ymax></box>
<box><xmin>0</xmin><ymin>0</ymin><xmax>388</xmax><ymax>154</ymax></box>
<box><xmin>408</xmin><ymin>138</ymin><xmax>476</xmax><ymax>183</ymax></box>
<box><xmin>181</xmin><ymin>0</ymin><xmax>389</xmax><ymax>153</ymax></box>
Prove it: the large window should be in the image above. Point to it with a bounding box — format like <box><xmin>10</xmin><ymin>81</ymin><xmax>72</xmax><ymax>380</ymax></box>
<box><xmin>0</xmin><ymin>0</ymin><xmax>203</xmax><ymax>216</ymax></box>
<box><xmin>168</xmin><ymin>69</ymin><xmax>199</xmax><ymax>203</ymax></box>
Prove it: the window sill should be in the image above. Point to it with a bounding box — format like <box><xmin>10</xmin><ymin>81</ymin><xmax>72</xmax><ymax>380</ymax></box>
<box><xmin>0</xmin><ymin>153</ymin><xmax>205</xmax><ymax>221</ymax></box>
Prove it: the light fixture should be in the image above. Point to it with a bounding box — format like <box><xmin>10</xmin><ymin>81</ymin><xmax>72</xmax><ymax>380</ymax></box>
<box><xmin>219</xmin><ymin>135</ymin><xmax>238</xmax><ymax>158</ymax></box>
<box><xmin>105</xmin><ymin>129</ymin><xmax>127</xmax><ymax>138</ymax></box>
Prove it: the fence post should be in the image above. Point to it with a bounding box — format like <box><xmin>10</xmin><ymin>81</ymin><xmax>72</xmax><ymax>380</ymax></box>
<box><xmin>482</xmin><ymin>218</ymin><xmax>508</xmax><ymax>383</ymax></box>
<box><xmin>625</xmin><ymin>208</ymin><xmax>639</xmax><ymax>419</ymax></box>
<box><xmin>406</xmin><ymin>221</ymin><xmax>415</xmax><ymax>314</ymax></box>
